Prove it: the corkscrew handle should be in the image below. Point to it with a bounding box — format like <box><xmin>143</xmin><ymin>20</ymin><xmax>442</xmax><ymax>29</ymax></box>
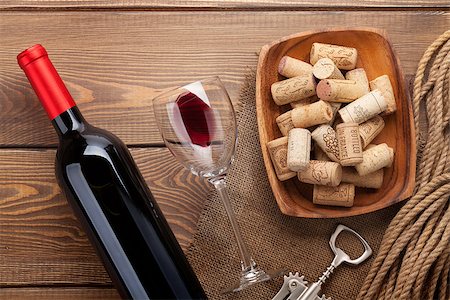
<box><xmin>329</xmin><ymin>224</ymin><xmax>372</xmax><ymax>267</ymax></box>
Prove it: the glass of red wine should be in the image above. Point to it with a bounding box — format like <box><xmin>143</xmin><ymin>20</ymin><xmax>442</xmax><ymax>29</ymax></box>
<box><xmin>153</xmin><ymin>77</ymin><xmax>282</xmax><ymax>293</ymax></box>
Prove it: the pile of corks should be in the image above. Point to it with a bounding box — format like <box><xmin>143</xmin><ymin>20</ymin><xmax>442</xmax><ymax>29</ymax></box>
<box><xmin>267</xmin><ymin>42</ymin><xmax>397</xmax><ymax>208</ymax></box>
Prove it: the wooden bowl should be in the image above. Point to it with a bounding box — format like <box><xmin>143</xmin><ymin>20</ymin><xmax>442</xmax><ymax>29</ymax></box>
<box><xmin>256</xmin><ymin>28</ymin><xmax>416</xmax><ymax>218</ymax></box>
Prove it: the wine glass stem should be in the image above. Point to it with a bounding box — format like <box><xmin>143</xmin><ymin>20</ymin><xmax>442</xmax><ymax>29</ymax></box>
<box><xmin>210</xmin><ymin>176</ymin><xmax>254</xmax><ymax>271</ymax></box>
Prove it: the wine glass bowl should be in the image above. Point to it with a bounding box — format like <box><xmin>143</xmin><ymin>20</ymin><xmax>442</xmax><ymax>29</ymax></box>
<box><xmin>153</xmin><ymin>77</ymin><xmax>237</xmax><ymax>178</ymax></box>
<box><xmin>153</xmin><ymin>77</ymin><xmax>283</xmax><ymax>293</ymax></box>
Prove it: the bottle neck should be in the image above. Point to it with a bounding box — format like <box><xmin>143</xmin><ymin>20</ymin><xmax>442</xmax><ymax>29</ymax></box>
<box><xmin>52</xmin><ymin>106</ymin><xmax>87</xmax><ymax>137</ymax></box>
<box><xmin>17</xmin><ymin>44</ymin><xmax>76</xmax><ymax>120</ymax></box>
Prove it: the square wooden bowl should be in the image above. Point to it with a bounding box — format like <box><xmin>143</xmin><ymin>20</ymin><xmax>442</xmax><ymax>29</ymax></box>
<box><xmin>256</xmin><ymin>28</ymin><xmax>416</xmax><ymax>218</ymax></box>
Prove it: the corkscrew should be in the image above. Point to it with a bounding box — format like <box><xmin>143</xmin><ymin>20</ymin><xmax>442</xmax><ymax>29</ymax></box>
<box><xmin>272</xmin><ymin>224</ymin><xmax>372</xmax><ymax>300</ymax></box>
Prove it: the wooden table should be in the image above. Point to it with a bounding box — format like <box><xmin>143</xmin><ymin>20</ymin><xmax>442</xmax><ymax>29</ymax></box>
<box><xmin>0</xmin><ymin>1</ymin><xmax>448</xmax><ymax>299</ymax></box>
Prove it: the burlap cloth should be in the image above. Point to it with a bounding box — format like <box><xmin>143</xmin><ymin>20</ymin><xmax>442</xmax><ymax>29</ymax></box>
<box><xmin>186</xmin><ymin>71</ymin><xmax>401</xmax><ymax>300</ymax></box>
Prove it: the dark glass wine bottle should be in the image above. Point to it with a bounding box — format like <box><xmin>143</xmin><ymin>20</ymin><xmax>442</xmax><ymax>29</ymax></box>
<box><xmin>17</xmin><ymin>44</ymin><xmax>206</xmax><ymax>300</ymax></box>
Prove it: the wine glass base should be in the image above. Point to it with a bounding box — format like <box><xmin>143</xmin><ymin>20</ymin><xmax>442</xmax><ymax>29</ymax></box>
<box><xmin>222</xmin><ymin>266</ymin><xmax>285</xmax><ymax>294</ymax></box>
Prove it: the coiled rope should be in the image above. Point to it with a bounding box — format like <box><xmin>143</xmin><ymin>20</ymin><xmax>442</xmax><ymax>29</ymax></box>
<box><xmin>358</xmin><ymin>30</ymin><xmax>450</xmax><ymax>300</ymax></box>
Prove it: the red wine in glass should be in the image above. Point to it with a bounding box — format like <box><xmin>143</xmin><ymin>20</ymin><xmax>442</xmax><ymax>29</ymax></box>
<box><xmin>175</xmin><ymin>91</ymin><xmax>215</xmax><ymax>147</ymax></box>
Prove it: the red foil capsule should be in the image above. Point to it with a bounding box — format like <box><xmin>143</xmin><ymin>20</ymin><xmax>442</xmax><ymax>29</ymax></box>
<box><xmin>17</xmin><ymin>44</ymin><xmax>76</xmax><ymax>120</ymax></box>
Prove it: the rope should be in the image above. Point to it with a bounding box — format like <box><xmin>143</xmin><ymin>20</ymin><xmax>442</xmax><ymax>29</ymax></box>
<box><xmin>358</xmin><ymin>30</ymin><xmax>450</xmax><ymax>300</ymax></box>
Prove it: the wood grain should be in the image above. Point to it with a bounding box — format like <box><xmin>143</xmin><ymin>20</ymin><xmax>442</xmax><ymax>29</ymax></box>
<box><xmin>0</xmin><ymin>287</ymin><xmax>119</xmax><ymax>299</ymax></box>
<box><xmin>0</xmin><ymin>147</ymin><xmax>211</xmax><ymax>285</ymax></box>
<box><xmin>256</xmin><ymin>28</ymin><xmax>415</xmax><ymax>218</ymax></box>
<box><xmin>0</xmin><ymin>11</ymin><xmax>448</xmax><ymax>147</ymax></box>
<box><xmin>1</xmin><ymin>0</ymin><xmax>448</xmax><ymax>9</ymax></box>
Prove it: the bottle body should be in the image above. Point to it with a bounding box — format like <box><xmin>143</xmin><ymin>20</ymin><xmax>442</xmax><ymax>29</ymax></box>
<box><xmin>18</xmin><ymin>45</ymin><xmax>206</xmax><ymax>300</ymax></box>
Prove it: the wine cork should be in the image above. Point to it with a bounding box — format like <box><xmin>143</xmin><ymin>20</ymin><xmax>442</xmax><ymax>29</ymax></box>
<box><xmin>267</xmin><ymin>137</ymin><xmax>296</xmax><ymax>181</ymax></box>
<box><xmin>290</xmin><ymin>95</ymin><xmax>317</xmax><ymax>109</ymax></box>
<box><xmin>315</xmin><ymin>146</ymin><xmax>331</xmax><ymax>161</ymax></box>
<box><xmin>291</xmin><ymin>100</ymin><xmax>333</xmax><ymax>128</ymax></box>
<box><xmin>327</xmin><ymin>102</ymin><xmax>342</xmax><ymax>125</ymax></box>
<box><xmin>338</xmin><ymin>90</ymin><xmax>387</xmax><ymax>124</ymax></box>
<box><xmin>345</xmin><ymin>68</ymin><xmax>370</xmax><ymax>94</ymax></box>
<box><xmin>310</xmin><ymin>42</ymin><xmax>358</xmax><ymax>70</ymax></box>
<box><xmin>316</xmin><ymin>79</ymin><xmax>368</xmax><ymax>102</ymax></box>
<box><xmin>311</xmin><ymin>125</ymin><xmax>340</xmax><ymax>163</ymax></box>
<box><xmin>298</xmin><ymin>160</ymin><xmax>342</xmax><ymax>187</ymax></box>
<box><xmin>359</xmin><ymin>115</ymin><xmax>385</xmax><ymax>148</ymax></box>
<box><xmin>271</xmin><ymin>75</ymin><xmax>316</xmax><ymax>105</ymax></box>
<box><xmin>278</xmin><ymin>56</ymin><xmax>313</xmax><ymax>78</ymax></box>
<box><xmin>313</xmin><ymin>183</ymin><xmax>355</xmax><ymax>207</ymax></box>
<box><xmin>287</xmin><ymin>128</ymin><xmax>311</xmax><ymax>172</ymax></box>
<box><xmin>342</xmin><ymin>167</ymin><xmax>384</xmax><ymax>189</ymax></box>
<box><xmin>276</xmin><ymin>111</ymin><xmax>294</xmax><ymax>136</ymax></box>
<box><xmin>370</xmin><ymin>75</ymin><xmax>397</xmax><ymax>115</ymax></box>
<box><xmin>336</xmin><ymin>122</ymin><xmax>363</xmax><ymax>166</ymax></box>
<box><xmin>355</xmin><ymin>143</ymin><xmax>394</xmax><ymax>176</ymax></box>
<box><xmin>312</xmin><ymin>58</ymin><xmax>345</xmax><ymax>80</ymax></box>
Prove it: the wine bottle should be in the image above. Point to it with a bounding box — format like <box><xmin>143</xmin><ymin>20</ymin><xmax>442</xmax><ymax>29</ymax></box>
<box><xmin>17</xmin><ymin>44</ymin><xmax>207</xmax><ymax>300</ymax></box>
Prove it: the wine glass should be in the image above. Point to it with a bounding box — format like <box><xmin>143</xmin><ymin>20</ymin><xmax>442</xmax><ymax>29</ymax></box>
<box><xmin>153</xmin><ymin>77</ymin><xmax>282</xmax><ymax>293</ymax></box>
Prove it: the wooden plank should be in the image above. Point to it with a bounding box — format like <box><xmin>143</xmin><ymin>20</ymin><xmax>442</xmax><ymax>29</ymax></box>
<box><xmin>0</xmin><ymin>11</ymin><xmax>448</xmax><ymax>147</ymax></box>
<box><xmin>0</xmin><ymin>147</ymin><xmax>211</xmax><ymax>285</ymax></box>
<box><xmin>0</xmin><ymin>287</ymin><xmax>120</xmax><ymax>300</ymax></box>
<box><xmin>1</xmin><ymin>0</ymin><xmax>448</xmax><ymax>9</ymax></box>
